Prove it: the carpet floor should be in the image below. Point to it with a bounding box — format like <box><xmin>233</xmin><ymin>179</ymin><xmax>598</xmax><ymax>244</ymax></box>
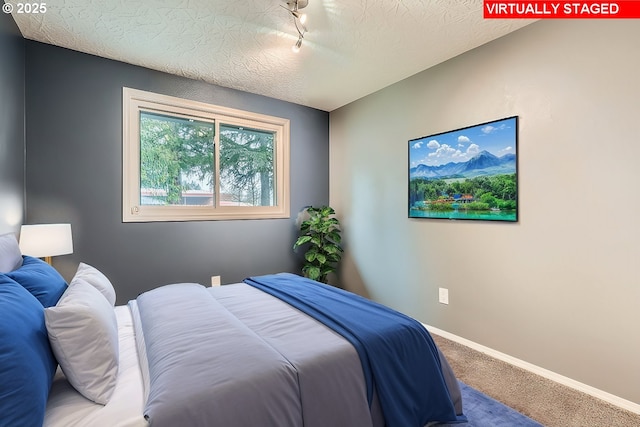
<box><xmin>432</xmin><ymin>334</ymin><xmax>640</xmax><ymax>427</ymax></box>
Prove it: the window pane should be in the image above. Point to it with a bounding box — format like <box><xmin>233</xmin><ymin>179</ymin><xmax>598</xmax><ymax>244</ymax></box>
<box><xmin>139</xmin><ymin>111</ymin><xmax>214</xmax><ymax>206</ymax></box>
<box><xmin>219</xmin><ymin>124</ymin><xmax>275</xmax><ymax>207</ymax></box>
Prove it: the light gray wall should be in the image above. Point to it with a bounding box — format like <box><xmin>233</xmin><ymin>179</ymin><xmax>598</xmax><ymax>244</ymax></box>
<box><xmin>25</xmin><ymin>41</ymin><xmax>329</xmax><ymax>303</ymax></box>
<box><xmin>330</xmin><ymin>20</ymin><xmax>640</xmax><ymax>405</ymax></box>
<box><xmin>0</xmin><ymin>14</ymin><xmax>24</xmax><ymax>234</ymax></box>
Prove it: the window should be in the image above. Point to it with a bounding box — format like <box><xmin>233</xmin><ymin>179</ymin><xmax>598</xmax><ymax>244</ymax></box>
<box><xmin>123</xmin><ymin>88</ymin><xmax>290</xmax><ymax>222</ymax></box>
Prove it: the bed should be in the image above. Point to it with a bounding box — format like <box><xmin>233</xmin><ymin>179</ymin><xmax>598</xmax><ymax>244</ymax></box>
<box><xmin>0</xmin><ymin>232</ymin><xmax>465</xmax><ymax>427</ymax></box>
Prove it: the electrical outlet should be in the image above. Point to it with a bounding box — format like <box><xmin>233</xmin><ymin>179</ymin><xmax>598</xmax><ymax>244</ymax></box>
<box><xmin>438</xmin><ymin>288</ymin><xmax>449</xmax><ymax>305</ymax></box>
<box><xmin>211</xmin><ymin>275</ymin><xmax>221</xmax><ymax>286</ymax></box>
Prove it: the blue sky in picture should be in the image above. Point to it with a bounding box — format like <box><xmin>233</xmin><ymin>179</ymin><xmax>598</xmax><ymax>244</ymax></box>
<box><xmin>410</xmin><ymin>117</ymin><xmax>517</xmax><ymax>168</ymax></box>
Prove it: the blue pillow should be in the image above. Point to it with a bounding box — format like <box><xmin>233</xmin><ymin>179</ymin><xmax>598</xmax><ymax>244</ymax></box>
<box><xmin>6</xmin><ymin>256</ymin><xmax>68</xmax><ymax>307</ymax></box>
<box><xmin>0</xmin><ymin>275</ymin><xmax>58</xmax><ymax>427</ymax></box>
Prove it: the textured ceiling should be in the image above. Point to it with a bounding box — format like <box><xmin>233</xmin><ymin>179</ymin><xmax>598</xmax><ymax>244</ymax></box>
<box><xmin>9</xmin><ymin>0</ymin><xmax>535</xmax><ymax>111</ymax></box>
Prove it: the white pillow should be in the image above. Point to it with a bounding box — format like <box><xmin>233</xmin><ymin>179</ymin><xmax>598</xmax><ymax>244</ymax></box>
<box><xmin>44</xmin><ymin>279</ymin><xmax>119</xmax><ymax>404</ymax></box>
<box><xmin>0</xmin><ymin>232</ymin><xmax>23</xmax><ymax>273</ymax></box>
<box><xmin>72</xmin><ymin>262</ymin><xmax>116</xmax><ymax>306</ymax></box>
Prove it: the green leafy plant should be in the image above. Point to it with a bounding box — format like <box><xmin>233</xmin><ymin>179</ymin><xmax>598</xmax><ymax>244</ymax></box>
<box><xmin>293</xmin><ymin>206</ymin><xmax>343</xmax><ymax>284</ymax></box>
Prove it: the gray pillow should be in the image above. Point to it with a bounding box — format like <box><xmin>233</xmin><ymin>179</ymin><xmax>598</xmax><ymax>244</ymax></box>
<box><xmin>0</xmin><ymin>232</ymin><xmax>23</xmax><ymax>273</ymax></box>
<box><xmin>45</xmin><ymin>279</ymin><xmax>119</xmax><ymax>404</ymax></box>
<box><xmin>72</xmin><ymin>262</ymin><xmax>117</xmax><ymax>306</ymax></box>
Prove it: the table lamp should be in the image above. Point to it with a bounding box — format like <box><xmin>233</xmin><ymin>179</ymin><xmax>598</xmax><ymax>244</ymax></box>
<box><xmin>19</xmin><ymin>223</ymin><xmax>73</xmax><ymax>265</ymax></box>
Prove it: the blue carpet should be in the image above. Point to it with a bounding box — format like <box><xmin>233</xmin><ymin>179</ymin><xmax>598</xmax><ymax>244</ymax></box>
<box><xmin>436</xmin><ymin>381</ymin><xmax>543</xmax><ymax>426</ymax></box>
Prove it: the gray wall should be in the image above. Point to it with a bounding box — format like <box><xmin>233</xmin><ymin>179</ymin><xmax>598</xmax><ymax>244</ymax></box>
<box><xmin>330</xmin><ymin>20</ymin><xmax>640</xmax><ymax>405</ymax></box>
<box><xmin>0</xmin><ymin>14</ymin><xmax>24</xmax><ymax>235</ymax></box>
<box><xmin>25</xmin><ymin>41</ymin><xmax>329</xmax><ymax>303</ymax></box>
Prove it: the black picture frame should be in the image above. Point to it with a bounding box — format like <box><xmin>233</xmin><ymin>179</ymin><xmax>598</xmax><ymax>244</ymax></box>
<box><xmin>408</xmin><ymin>116</ymin><xmax>518</xmax><ymax>222</ymax></box>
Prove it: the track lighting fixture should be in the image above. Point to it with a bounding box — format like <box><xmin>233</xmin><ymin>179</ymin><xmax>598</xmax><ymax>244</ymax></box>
<box><xmin>282</xmin><ymin>0</ymin><xmax>308</xmax><ymax>52</ymax></box>
<box><xmin>292</xmin><ymin>36</ymin><xmax>303</xmax><ymax>53</ymax></box>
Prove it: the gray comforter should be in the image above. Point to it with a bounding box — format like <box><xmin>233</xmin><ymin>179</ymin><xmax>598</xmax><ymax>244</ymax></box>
<box><xmin>131</xmin><ymin>282</ymin><xmax>383</xmax><ymax>427</ymax></box>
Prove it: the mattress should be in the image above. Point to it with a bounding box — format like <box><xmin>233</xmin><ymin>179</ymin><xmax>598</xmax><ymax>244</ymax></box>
<box><xmin>43</xmin><ymin>306</ymin><xmax>148</xmax><ymax>427</ymax></box>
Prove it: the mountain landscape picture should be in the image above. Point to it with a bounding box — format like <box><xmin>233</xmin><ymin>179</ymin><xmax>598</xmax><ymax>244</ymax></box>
<box><xmin>409</xmin><ymin>116</ymin><xmax>518</xmax><ymax>221</ymax></box>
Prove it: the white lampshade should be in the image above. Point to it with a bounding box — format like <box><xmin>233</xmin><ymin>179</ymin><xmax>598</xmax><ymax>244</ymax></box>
<box><xmin>19</xmin><ymin>224</ymin><xmax>73</xmax><ymax>259</ymax></box>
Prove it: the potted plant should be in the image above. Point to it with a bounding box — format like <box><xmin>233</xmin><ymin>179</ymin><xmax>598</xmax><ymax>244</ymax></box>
<box><xmin>293</xmin><ymin>206</ymin><xmax>343</xmax><ymax>284</ymax></box>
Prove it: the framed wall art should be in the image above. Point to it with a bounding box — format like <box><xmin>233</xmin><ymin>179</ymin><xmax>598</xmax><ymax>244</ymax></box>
<box><xmin>408</xmin><ymin>116</ymin><xmax>518</xmax><ymax>222</ymax></box>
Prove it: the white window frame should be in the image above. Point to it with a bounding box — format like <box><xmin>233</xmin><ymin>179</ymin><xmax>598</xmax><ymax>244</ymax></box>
<box><xmin>123</xmin><ymin>87</ymin><xmax>290</xmax><ymax>222</ymax></box>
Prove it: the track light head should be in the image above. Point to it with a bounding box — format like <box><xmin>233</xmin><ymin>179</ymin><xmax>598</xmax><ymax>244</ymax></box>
<box><xmin>292</xmin><ymin>10</ymin><xmax>307</xmax><ymax>24</ymax></box>
<box><xmin>287</xmin><ymin>0</ymin><xmax>308</xmax><ymax>10</ymax></box>
<box><xmin>292</xmin><ymin>36</ymin><xmax>303</xmax><ymax>53</ymax></box>
<box><xmin>283</xmin><ymin>0</ymin><xmax>309</xmax><ymax>52</ymax></box>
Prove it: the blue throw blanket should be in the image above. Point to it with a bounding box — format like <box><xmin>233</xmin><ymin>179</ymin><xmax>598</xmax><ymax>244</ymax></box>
<box><xmin>244</xmin><ymin>273</ymin><xmax>466</xmax><ymax>427</ymax></box>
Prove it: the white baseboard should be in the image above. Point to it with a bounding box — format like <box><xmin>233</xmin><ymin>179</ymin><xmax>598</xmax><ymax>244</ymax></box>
<box><xmin>424</xmin><ymin>324</ymin><xmax>640</xmax><ymax>415</ymax></box>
